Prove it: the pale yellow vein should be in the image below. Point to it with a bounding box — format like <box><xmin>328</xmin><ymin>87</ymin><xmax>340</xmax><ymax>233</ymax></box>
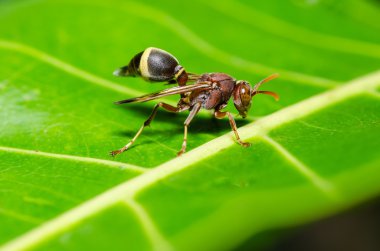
<box><xmin>0</xmin><ymin>39</ymin><xmax>143</xmax><ymax>97</ymax></box>
<box><xmin>261</xmin><ymin>135</ymin><xmax>338</xmax><ymax>199</ymax></box>
<box><xmin>123</xmin><ymin>199</ymin><xmax>174</xmax><ymax>251</ymax></box>
<box><xmin>0</xmin><ymin>146</ymin><xmax>147</xmax><ymax>173</ymax></box>
<box><xmin>0</xmin><ymin>208</ymin><xmax>43</xmax><ymax>225</ymax></box>
<box><xmin>203</xmin><ymin>0</ymin><xmax>380</xmax><ymax>59</ymax></box>
<box><xmin>117</xmin><ymin>1</ymin><xmax>340</xmax><ymax>88</ymax></box>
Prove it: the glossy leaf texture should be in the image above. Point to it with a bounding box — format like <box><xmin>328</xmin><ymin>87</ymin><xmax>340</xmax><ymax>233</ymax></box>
<box><xmin>0</xmin><ymin>0</ymin><xmax>380</xmax><ymax>250</ymax></box>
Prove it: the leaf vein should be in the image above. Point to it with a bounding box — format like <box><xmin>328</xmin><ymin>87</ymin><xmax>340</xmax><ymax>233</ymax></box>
<box><xmin>203</xmin><ymin>0</ymin><xmax>380</xmax><ymax>59</ymax></box>
<box><xmin>0</xmin><ymin>146</ymin><xmax>147</xmax><ymax>173</ymax></box>
<box><xmin>0</xmin><ymin>40</ymin><xmax>143</xmax><ymax>97</ymax></box>
<box><xmin>123</xmin><ymin>199</ymin><xmax>173</xmax><ymax>251</ymax></box>
<box><xmin>116</xmin><ymin>1</ymin><xmax>340</xmax><ymax>88</ymax></box>
<box><xmin>0</xmin><ymin>208</ymin><xmax>43</xmax><ymax>225</ymax></box>
<box><xmin>261</xmin><ymin>135</ymin><xmax>338</xmax><ymax>199</ymax></box>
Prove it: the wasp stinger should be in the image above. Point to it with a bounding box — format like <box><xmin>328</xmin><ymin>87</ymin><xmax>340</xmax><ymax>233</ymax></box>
<box><xmin>110</xmin><ymin>47</ymin><xmax>279</xmax><ymax>157</ymax></box>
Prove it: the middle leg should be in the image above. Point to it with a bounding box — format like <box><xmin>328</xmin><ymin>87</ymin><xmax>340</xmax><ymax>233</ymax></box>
<box><xmin>110</xmin><ymin>102</ymin><xmax>188</xmax><ymax>156</ymax></box>
<box><xmin>177</xmin><ymin>102</ymin><xmax>202</xmax><ymax>156</ymax></box>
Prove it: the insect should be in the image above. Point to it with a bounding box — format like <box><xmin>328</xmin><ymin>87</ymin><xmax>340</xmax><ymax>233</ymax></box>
<box><xmin>110</xmin><ymin>47</ymin><xmax>279</xmax><ymax>157</ymax></box>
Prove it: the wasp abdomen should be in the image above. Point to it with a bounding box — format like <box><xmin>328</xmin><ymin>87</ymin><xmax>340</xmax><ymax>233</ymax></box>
<box><xmin>144</xmin><ymin>48</ymin><xmax>179</xmax><ymax>81</ymax></box>
<box><xmin>114</xmin><ymin>47</ymin><xmax>181</xmax><ymax>82</ymax></box>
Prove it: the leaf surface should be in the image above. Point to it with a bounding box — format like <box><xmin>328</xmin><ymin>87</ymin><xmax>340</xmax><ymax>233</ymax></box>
<box><xmin>0</xmin><ymin>0</ymin><xmax>380</xmax><ymax>250</ymax></box>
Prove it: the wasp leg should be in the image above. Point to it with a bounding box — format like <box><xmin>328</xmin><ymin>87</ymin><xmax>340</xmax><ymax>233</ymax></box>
<box><xmin>177</xmin><ymin>102</ymin><xmax>202</xmax><ymax>156</ymax></box>
<box><xmin>110</xmin><ymin>102</ymin><xmax>188</xmax><ymax>157</ymax></box>
<box><xmin>214</xmin><ymin>110</ymin><xmax>251</xmax><ymax>147</ymax></box>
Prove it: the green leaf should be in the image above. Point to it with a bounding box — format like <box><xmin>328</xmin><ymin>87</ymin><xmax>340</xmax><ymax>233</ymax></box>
<box><xmin>1</xmin><ymin>0</ymin><xmax>380</xmax><ymax>250</ymax></box>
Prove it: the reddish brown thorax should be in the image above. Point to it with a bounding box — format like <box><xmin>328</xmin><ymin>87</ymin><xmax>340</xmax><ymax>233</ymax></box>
<box><xmin>189</xmin><ymin>73</ymin><xmax>235</xmax><ymax>109</ymax></box>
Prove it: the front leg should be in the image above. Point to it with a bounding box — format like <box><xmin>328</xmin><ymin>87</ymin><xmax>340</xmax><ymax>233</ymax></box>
<box><xmin>214</xmin><ymin>110</ymin><xmax>251</xmax><ymax>147</ymax></box>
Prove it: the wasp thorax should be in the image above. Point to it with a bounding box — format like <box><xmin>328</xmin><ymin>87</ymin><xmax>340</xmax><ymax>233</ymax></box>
<box><xmin>233</xmin><ymin>81</ymin><xmax>252</xmax><ymax>118</ymax></box>
<box><xmin>114</xmin><ymin>47</ymin><xmax>182</xmax><ymax>82</ymax></box>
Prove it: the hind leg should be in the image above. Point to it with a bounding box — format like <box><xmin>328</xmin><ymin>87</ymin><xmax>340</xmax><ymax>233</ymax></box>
<box><xmin>110</xmin><ymin>102</ymin><xmax>188</xmax><ymax>156</ymax></box>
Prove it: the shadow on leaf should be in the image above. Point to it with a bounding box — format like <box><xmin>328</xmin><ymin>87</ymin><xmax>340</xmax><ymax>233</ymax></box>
<box><xmin>112</xmin><ymin>103</ymin><xmax>251</xmax><ymax>137</ymax></box>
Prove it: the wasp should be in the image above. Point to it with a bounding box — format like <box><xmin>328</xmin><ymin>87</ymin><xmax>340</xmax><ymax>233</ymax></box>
<box><xmin>110</xmin><ymin>47</ymin><xmax>279</xmax><ymax>156</ymax></box>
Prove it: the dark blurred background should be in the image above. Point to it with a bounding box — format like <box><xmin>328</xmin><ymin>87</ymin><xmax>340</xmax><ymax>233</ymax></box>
<box><xmin>237</xmin><ymin>196</ymin><xmax>380</xmax><ymax>251</ymax></box>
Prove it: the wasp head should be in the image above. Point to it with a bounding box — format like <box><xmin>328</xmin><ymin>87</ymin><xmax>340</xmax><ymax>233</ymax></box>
<box><xmin>233</xmin><ymin>81</ymin><xmax>252</xmax><ymax>118</ymax></box>
<box><xmin>233</xmin><ymin>74</ymin><xmax>280</xmax><ymax>118</ymax></box>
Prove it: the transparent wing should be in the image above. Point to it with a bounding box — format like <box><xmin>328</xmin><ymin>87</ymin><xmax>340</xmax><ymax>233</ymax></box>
<box><xmin>114</xmin><ymin>82</ymin><xmax>212</xmax><ymax>104</ymax></box>
<box><xmin>187</xmin><ymin>73</ymin><xmax>202</xmax><ymax>81</ymax></box>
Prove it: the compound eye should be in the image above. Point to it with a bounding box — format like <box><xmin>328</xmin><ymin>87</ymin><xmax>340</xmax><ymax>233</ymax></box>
<box><xmin>233</xmin><ymin>81</ymin><xmax>252</xmax><ymax>118</ymax></box>
<box><xmin>239</xmin><ymin>84</ymin><xmax>251</xmax><ymax>107</ymax></box>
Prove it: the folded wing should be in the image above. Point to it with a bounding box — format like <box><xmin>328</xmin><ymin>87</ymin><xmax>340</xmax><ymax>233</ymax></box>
<box><xmin>114</xmin><ymin>82</ymin><xmax>212</xmax><ymax>104</ymax></box>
